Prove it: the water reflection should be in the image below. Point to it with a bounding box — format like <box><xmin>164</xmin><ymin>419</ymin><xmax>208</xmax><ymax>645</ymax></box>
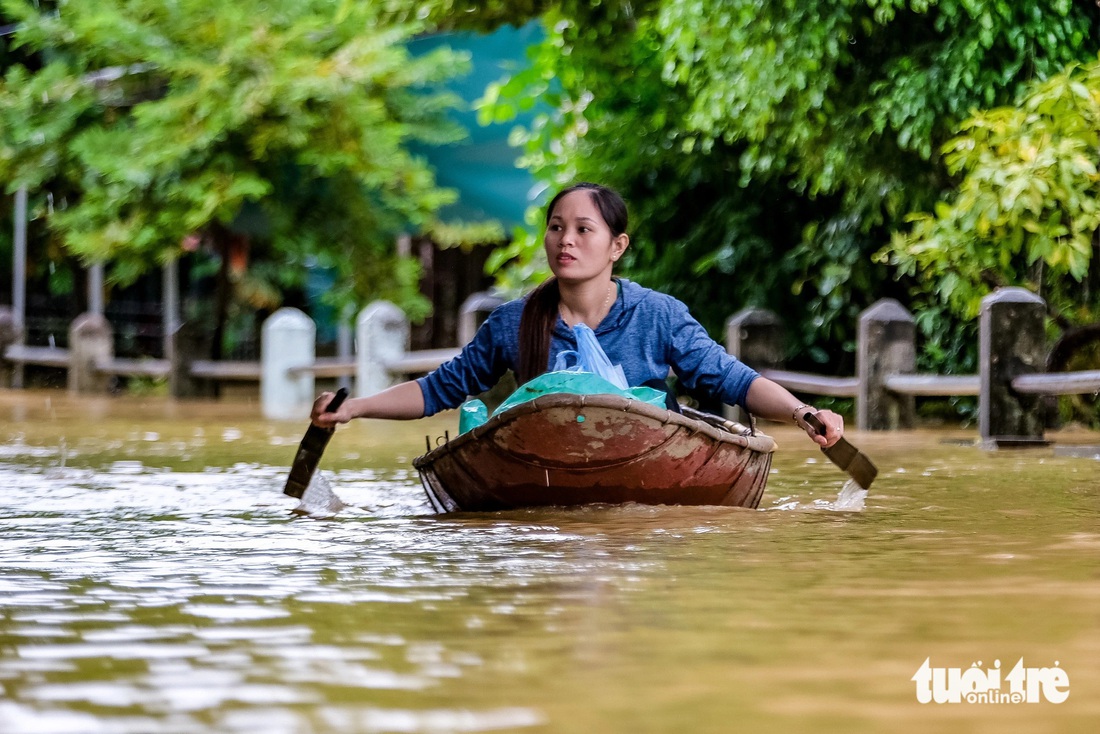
<box><xmin>1</xmin><ymin>392</ymin><xmax>1099</xmax><ymax>732</ymax></box>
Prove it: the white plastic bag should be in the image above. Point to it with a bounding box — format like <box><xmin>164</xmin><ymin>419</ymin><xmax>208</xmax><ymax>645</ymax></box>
<box><xmin>551</xmin><ymin>324</ymin><xmax>629</xmax><ymax>389</ymax></box>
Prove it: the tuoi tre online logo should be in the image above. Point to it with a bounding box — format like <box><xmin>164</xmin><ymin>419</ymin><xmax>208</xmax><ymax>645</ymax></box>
<box><xmin>912</xmin><ymin>658</ymin><xmax>1069</xmax><ymax>704</ymax></box>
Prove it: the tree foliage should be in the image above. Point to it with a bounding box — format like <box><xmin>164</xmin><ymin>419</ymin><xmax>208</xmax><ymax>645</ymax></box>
<box><xmin>0</xmin><ymin>0</ymin><xmax>468</xmax><ymax>320</ymax></box>
<box><xmin>886</xmin><ymin>56</ymin><xmax>1100</xmax><ymax>325</ymax></box>
<box><xmin>479</xmin><ymin>0</ymin><xmax>1097</xmax><ymax>372</ymax></box>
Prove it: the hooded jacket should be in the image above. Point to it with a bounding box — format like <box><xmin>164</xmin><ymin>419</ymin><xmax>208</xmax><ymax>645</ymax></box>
<box><xmin>416</xmin><ymin>279</ymin><xmax>760</xmax><ymax>416</ymax></box>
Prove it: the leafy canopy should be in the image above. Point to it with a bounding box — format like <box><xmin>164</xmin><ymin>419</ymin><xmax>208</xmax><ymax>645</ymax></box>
<box><xmin>478</xmin><ymin>0</ymin><xmax>1096</xmax><ymax>371</ymax></box>
<box><xmin>0</xmin><ymin>0</ymin><xmax>468</xmax><ymax>316</ymax></box>
<box><xmin>886</xmin><ymin>55</ymin><xmax>1100</xmax><ymax>323</ymax></box>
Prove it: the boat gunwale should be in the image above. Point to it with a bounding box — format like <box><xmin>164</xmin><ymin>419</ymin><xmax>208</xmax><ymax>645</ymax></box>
<box><xmin>413</xmin><ymin>393</ymin><xmax>776</xmax><ymax>469</ymax></box>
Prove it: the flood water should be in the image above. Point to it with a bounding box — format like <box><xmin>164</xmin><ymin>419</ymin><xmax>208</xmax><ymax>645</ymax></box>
<box><xmin>1</xmin><ymin>390</ymin><xmax>1098</xmax><ymax>733</ymax></box>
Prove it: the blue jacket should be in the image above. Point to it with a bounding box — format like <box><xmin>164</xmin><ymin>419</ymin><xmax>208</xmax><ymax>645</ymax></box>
<box><xmin>416</xmin><ymin>279</ymin><xmax>760</xmax><ymax>416</ymax></box>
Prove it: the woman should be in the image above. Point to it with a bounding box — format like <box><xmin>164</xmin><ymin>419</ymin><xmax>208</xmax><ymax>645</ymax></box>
<box><xmin>311</xmin><ymin>182</ymin><xmax>844</xmax><ymax>448</ymax></box>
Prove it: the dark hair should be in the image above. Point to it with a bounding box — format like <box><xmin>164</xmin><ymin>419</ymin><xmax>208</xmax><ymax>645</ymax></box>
<box><xmin>545</xmin><ymin>182</ymin><xmax>628</xmax><ymax>236</ymax></box>
<box><xmin>518</xmin><ymin>183</ymin><xmax>628</xmax><ymax>382</ymax></box>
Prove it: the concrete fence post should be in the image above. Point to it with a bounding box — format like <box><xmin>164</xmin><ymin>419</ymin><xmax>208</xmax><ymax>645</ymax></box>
<box><xmin>979</xmin><ymin>287</ymin><xmax>1047</xmax><ymax>448</ymax></box>
<box><xmin>356</xmin><ymin>301</ymin><xmax>409</xmax><ymax>397</ymax></box>
<box><xmin>857</xmin><ymin>298</ymin><xmax>916</xmax><ymax>430</ymax></box>
<box><xmin>261</xmin><ymin>308</ymin><xmax>315</xmax><ymax>420</ymax></box>
<box><xmin>69</xmin><ymin>313</ymin><xmax>113</xmax><ymax>394</ymax></box>
<box><xmin>725</xmin><ymin>307</ymin><xmax>785</xmax><ymax>422</ymax></box>
<box><xmin>458</xmin><ymin>291</ymin><xmax>505</xmax><ymax>346</ymax></box>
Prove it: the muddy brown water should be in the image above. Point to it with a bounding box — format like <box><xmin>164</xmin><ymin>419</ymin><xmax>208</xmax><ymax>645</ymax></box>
<box><xmin>1</xmin><ymin>390</ymin><xmax>1098</xmax><ymax>733</ymax></box>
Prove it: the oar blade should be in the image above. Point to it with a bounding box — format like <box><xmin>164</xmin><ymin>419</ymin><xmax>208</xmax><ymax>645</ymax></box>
<box><xmin>823</xmin><ymin>438</ymin><xmax>878</xmax><ymax>490</ymax></box>
<box><xmin>284</xmin><ymin>441</ymin><xmax>327</xmax><ymax>498</ymax></box>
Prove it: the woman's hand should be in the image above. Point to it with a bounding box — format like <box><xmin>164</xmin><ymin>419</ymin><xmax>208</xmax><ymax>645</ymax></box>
<box><xmin>793</xmin><ymin>406</ymin><xmax>844</xmax><ymax>448</ymax></box>
<box><xmin>311</xmin><ymin>391</ymin><xmax>353</xmax><ymax>429</ymax></box>
<box><xmin>744</xmin><ymin>379</ymin><xmax>846</xmax><ymax>447</ymax></box>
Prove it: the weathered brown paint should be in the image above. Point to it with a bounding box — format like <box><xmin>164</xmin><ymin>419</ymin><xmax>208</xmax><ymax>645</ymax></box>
<box><xmin>414</xmin><ymin>394</ymin><xmax>777</xmax><ymax>513</ymax></box>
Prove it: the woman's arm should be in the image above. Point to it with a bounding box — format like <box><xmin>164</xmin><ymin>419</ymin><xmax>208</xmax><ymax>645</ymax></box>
<box><xmin>306</xmin><ymin>302</ymin><xmax>517</xmax><ymax>429</ymax></box>
<box><xmin>310</xmin><ymin>381</ymin><xmax>425</xmax><ymax>428</ymax></box>
<box><xmin>744</xmin><ymin>376</ymin><xmax>844</xmax><ymax>448</ymax></box>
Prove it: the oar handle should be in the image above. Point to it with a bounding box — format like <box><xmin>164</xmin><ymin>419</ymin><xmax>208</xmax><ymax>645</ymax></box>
<box><xmin>801</xmin><ymin>410</ymin><xmax>827</xmax><ymax>436</ymax></box>
<box><xmin>321</xmin><ymin>387</ymin><xmax>350</xmax><ymax>426</ymax></box>
<box><xmin>326</xmin><ymin>387</ymin><xmax>350</xmax><ymax>411</ymax></box>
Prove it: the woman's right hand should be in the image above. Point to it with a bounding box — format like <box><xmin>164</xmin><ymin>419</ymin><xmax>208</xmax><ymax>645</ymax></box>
<box><xmin>311</xmin><ymin>392</ymin><xmax>352</xmax><ymax>429</ymax></box>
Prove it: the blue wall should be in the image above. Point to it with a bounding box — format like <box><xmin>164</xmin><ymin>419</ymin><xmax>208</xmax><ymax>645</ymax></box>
<box><xmin>409</xmin><ymin>22</ymin><xmax>544</xmax><ymax>229</ymax></box>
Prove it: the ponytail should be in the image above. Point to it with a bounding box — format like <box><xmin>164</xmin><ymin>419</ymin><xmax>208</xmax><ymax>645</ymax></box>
<box><xmin>518</xmin><ymin>277</ymin><xmax>560</xmax><ymax>383</ymax></box>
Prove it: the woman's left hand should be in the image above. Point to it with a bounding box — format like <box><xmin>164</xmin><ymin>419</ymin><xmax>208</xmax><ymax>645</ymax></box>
<box><xmin>794</xmin><ymin>407</ymin><xmax>844</xmax><ymax>448</ymax></box>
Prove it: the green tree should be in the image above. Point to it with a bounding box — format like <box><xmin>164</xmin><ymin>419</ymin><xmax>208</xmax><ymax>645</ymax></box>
<box><xmin>0</xmin><ymin>0</ymin><xmax>467</xmax><ymax>355</ymax></box>
<box><xmin>479</xmin><ymin>0</ymin><xmax>1096</xmax><ymax>375</ymax></box>
<box><xmin>886</xmin><ymin>56</ymin><xmax>1100</xmax><ymax>322</ymax></box>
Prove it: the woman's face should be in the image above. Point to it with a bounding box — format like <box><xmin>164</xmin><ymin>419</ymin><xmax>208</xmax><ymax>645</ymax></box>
<box><xmin>543</xmin><ymin>190</ymin><xmax>629</xmax><ymax>284</ymax></box>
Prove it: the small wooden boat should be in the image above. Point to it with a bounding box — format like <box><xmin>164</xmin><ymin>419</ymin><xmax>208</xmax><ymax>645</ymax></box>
<box><xmin>413</xmin><ymin>393</ymin><xmax>776</xmax><ymax>512</ymax></box>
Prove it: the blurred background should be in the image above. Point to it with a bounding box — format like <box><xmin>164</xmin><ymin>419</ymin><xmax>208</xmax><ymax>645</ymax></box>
<box><xmin>1</xmin><ymin>0</ymin><xmax>1098</xmax><ymax>423</ymax></box>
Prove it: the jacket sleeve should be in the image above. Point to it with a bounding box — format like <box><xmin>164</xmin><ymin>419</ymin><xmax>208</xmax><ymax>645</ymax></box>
<box><xmin>665</xmin><ymin>298</ymin><xmax>760</xmax><ymax>407</ymax></box>
<box><xmin>416</xmin><ymin>309</ymin><xmax>511</xmax><ymax>416</ymax></box>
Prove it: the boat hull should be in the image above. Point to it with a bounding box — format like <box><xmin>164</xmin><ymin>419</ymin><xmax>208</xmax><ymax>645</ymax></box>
<box><xmin>413</xmin><ymin>394</ymin><xmax>776</xmax><ymax>513</ymax></box>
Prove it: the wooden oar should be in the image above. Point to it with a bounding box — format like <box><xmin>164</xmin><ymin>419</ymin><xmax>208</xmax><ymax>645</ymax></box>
<box><xmin>283</xmin><ymin>387</ymin><xmax>349</xmax><ymax>499</ymax></box>
<box><xmin>802</xmin><ymin>411</ymin><xmax>878</xmax><ymax>490</ymax></box>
